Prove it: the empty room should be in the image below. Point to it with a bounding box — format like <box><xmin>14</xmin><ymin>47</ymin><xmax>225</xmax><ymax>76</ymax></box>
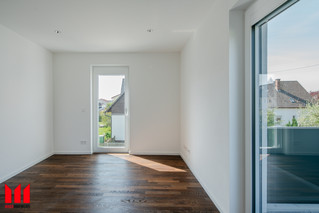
<box><xmin>0</xmin><ymin>0</ymin><xmax>318</xmax><ymax>212</ymax></box>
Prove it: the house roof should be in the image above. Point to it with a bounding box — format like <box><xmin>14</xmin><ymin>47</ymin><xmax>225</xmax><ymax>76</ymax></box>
<box><xmin>99</xmin><ymin>98</ymin><xmax>111</xmax><ymax>103</ymax></box>
<box><xmin>111</xmin><ymin>94</ymin><xmax>121</xmax><ymax>100</ymax></box>
<box><xmin>106</xmin><ymin>93</ymin><xmax>125</xmax><ymax>114</ymax></box>
<box><xmin>266</xmin><ymin>80</ymin><xmax>312</xmax><ymax>108</ymax></box>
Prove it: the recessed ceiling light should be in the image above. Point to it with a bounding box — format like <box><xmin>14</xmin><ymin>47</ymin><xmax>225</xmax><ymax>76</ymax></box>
<box><xmin>146</xmin><ymin>29</ymin><xmax>154</xmax><ymax>33</ymax></box>
<box><xmin>54</xmin><ymin>30</ymin><xmax>62</xmax><ymax>34</ymax></box>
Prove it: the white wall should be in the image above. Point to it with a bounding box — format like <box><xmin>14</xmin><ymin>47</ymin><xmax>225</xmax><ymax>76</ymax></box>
<box><xmin>111</xmin><ymin>114</ymin><xmax>125</xmax><ymax>141</ymax></box>
<box><xmin>53</xmin><ymin>53</ymin><xmax>180</xmax><ymax>155</ymax></box>
<box><xmin>180</xmin><ymin>0</ymin><xmax>231</xmax><ymax>212</ymax></box>
<box><xmin>180</xmin><ymin>0</ymin><xmax>250</xmax><ymax>212</ymax></box>
<box><xmin>0</xmin><ymin>24</ymin><xmax>53</xmax><ymax>182</ymax></box>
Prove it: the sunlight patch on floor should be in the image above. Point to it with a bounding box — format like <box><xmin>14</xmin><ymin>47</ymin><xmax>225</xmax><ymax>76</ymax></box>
<box><xmin>110</xmin><ymin>154</ymin><xmax>186</xmax><ymax>172</ymax></box>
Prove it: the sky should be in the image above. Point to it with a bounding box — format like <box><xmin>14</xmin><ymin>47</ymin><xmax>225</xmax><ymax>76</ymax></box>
<box><xmin>99</xmin><ymin>75</ymin><xmax>124</xmax><ymax>100</ymax></box>
<box><xmin>267</xmin><ymin>0</ymin><xmax>319</xmax><ymax>92</ymax></box>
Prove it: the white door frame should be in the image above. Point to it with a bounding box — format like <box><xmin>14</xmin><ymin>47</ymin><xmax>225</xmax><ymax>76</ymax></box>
<box><xmin>91</xmin><ymin>65</ymin><xmax>130</xmax><ymax>153</ymax></box>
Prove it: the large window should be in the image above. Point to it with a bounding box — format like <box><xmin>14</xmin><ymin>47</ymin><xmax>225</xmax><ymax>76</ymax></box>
<box><xmin>253</xmin><ymin>0</ymin><xmax>319</xmax><ymax>212</ymax></box>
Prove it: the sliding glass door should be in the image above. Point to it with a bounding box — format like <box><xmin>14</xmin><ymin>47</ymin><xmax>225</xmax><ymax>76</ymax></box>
<box><xmin>253</xmin><ymin>1</ymin><xmax>319</xmax><ymax>212</ymax></box>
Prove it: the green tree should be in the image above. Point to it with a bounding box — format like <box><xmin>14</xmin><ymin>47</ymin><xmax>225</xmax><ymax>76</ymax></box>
<box><xmin>100</xmin><ymin>111</ymin><xmax>111</xmax><ymax>126</ymax></box>
<box><xmin>298</xmin><ymin>101</ymin><xmax>319</xmax><ymax>127</ymax></box>
<box><xmin>99</xmin><ymin>110</ymin><xmax>112</xmax><ymax>139</ymax></box>
<box><xmin>267</xmin><ymin>109</ymin><xmax>275</xmax><ymax>126</ymax></box>
<box><xmin>292</xmin><ymin>117</ymin><xmax>298</xmax><ymax>126</ymax></box>
<box><xmin>286</xmin><ymin>116</ymin><xmax>298</xmax><ymax>127</ymax></box>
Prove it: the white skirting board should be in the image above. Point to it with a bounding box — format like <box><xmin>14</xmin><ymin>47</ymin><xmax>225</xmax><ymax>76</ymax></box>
<box><xmin>54</xmin><ymin>151</ymin><xmax>93</xmax><ymax>155</ymax></box>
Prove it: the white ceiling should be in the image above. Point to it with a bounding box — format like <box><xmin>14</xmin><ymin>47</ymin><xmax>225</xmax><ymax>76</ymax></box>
<box><xmin>0</xmin><ymin>0</ymin><xmax>215</xmax><ymax>52</ymax></box>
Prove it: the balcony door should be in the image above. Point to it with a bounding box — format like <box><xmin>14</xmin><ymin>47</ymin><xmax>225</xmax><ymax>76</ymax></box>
<box><xmin>253</xmin><ymin>1</ymin><xmax>319</xmax><ymax>212</ymax></box>
<box><xmin>92</xmin><ymin>66</ymin><xmax>129</xmax><ymax>153</ymax></box>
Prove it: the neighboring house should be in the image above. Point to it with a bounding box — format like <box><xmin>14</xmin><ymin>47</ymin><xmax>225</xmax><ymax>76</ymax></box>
<box><xmin>267</xmin><ymin>79</ymin><xmax>312</xmax><ymax>126</ymax></box>
<box><xmin>98</xmin><ymin>99</ymin><xmax>111</xmax><ymax>111</ymax></box>
<box><xmin>310</xmin><ymin>91</ymin><xmax>319</xmax><ymax>101</ymax></box>
<box><xmin>106</xmin><ymin>93</ymin><xmax>125</xmax><ymax>141</ymax></box>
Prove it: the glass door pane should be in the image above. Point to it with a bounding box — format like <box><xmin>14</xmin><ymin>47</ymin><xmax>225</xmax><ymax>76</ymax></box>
<box><xmin>98</xmin><ymin>75</ymin><xmax>126</xmax><ymax>148</ymax></box>
<box><xmin>253</xmin><ymin>1</ymin><xmax>319</xmax><ymax>212</ymax></box>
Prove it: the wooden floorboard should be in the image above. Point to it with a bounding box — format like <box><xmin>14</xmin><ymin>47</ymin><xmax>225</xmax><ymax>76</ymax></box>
<box><xmin>0</xmin><ymin>154</ymin><xmax>219</xmax><ymax>212</ymax></box>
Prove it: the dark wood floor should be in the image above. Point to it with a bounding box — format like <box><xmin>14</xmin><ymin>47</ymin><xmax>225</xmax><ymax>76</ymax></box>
<box><xmin>0</xmin><ymin>154</ymin><xmax>219</xmax><ymax>212</ymax></box>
